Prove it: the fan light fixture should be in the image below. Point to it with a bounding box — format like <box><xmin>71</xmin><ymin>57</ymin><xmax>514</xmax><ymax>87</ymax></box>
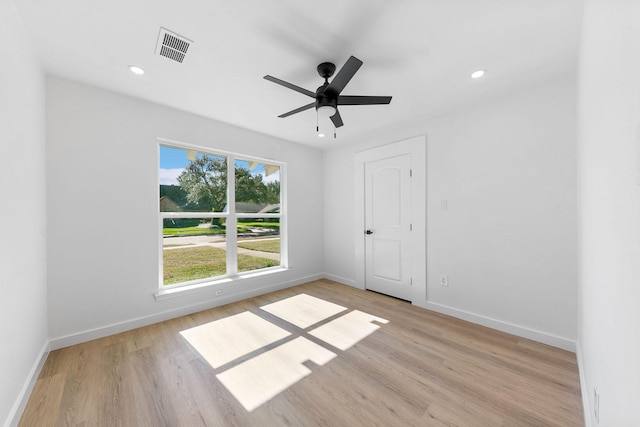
<box><xmin>317</xmin><ymin>105</ymin><xmax>336</xmax><ymax>117</ymax></box>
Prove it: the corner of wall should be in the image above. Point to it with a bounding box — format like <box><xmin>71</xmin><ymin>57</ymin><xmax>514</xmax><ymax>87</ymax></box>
<box><xmin>575</xmin><ymin>340</ymin><xmax>592</xmax><ymax>427</ymax></box>
<box><xmin>322</xmin><ymin>273</ymin><xmax>360</xmax><ymax>289</ymax></box>
<box><xmin>4</xmin><ymin>341</ymin><xmax>50</xmax><ymax>427</ymax></box>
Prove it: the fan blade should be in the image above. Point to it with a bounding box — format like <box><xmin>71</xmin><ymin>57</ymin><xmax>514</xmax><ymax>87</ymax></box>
<box><xmin>278</xmin><ymin>102</ymin><xmax>315</xmax><ymax>118</ymax></box>
<box><xmin>264</xmin><ymin>75</ymin><xmax>316</xmax><ymax>98</ymax></box>
<box><xmin>338</xmin><ymin>95</ymin><xmax>392</xmax><ymax>105</ymax></box>
<box><xmin>330</xmin><ymin>110</ymin><xmax>344</xmax><ymax>128</ymax></box>
<box><xmin>328</xmin><ymin>56</ymin><xmax>363</xmax><ymax>94</ymax></box>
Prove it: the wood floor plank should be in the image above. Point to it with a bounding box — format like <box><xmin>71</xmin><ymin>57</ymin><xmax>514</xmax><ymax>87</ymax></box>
<box><xmin>19</xmin><ymin>280</ymin><xmax>583</xmax><ymax>426</ymax></box>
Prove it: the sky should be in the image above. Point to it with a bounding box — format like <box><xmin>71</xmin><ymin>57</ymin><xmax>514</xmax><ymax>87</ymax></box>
<box><xmin>159</xmin><ymin>145</ymin><xmax>280</xmax><ymax>186</ymax></box>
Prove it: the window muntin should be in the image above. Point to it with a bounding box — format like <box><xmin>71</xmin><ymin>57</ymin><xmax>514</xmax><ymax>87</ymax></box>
<box><xmin>159</xmin><ymin>143</ymin><xmax>284</xmax><ymax>289</ymax></box>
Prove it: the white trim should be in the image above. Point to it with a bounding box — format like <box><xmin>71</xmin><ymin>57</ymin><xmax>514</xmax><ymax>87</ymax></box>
<box><xmin>354</xmin><ymin>135</ymin><xmax>427</xmax><ymax>304</ymax></box>
<box><xmin>226</xmin><ymin>154</ymin><xmax>238</xmax><ymax>275</ymax></box>
<box><xmin>424</xmin><ymin>301</ymin><xmax>577</xmax><ymax>352</ymax></box>
<box><xmin>157</xmin><ymin>137</ymin><xmax>281</xmax><ymax>165</ymax></box>
<box><xmin>5</xmin><ymin>341</ymin><xmax>50</xmax><ymax>427</ymax></box>
<box><xmin>322</xmin><ymin>275</ymin><xmax>578</xmax><ymax>353</ymax></box>
<box><xmin>236</xmin><ymin>213</ymin><xmax>281</xmax><ymax>219</ymax></box>
<box><xmin>279</xmin><ymin>164</ymin><xmax>289</xmax><ymax>269</ymax></box>
<box><xmin>157</xmin><ymin>143</ymin><xmax>164</xmax><ymax>288</ymax></box>
<box><xmin>161</xmin><ymin>212</ymin><xmax>229</xmax><ymax>219</ymax></box>
<box><xmin>49</xmin><ymin>273</ymin><xmax>323</xmax><ymax>350</ymax></box>
<box><xmin>576</xmin><ymin>340</ymin><xmax>592</xmax><ymax>427</ymax></box>
<box><xmin>154</xmin><ymin>267</ymin><xmax>287</xmax><ymax>300</ymax></box>
<box><xmin>321</xmin><ymin>272</ymin><xmax>359</xmax><ymax>288</ymax></box>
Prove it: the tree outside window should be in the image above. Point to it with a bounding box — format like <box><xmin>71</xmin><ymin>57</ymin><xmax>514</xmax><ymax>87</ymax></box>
<box><xmin>159</xmin><ymin>144</ymin><xmax>284</xmax><ymax>287</ymax></box>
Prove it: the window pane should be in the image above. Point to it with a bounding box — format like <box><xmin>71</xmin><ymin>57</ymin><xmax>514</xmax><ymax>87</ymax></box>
<box><xmin>234</xmin><ymin>159</ymin><xmax>280</xmax><ymax>214</ymax></box>
<box><xmin>160</xmin><ymin>145</ymin><xmax>227</xmax><ymax>213</ymax></box>
<box><xmin>163</xmin><ymin>217</ymin><xmax>227</xmax><ymax>285</ymax></box>
<box><xmin>159</xmin><ymin>145</ymin><xmax>286</xmax><ymax>288</ymax></box>
<box><xmin>237</xmin><ymin>218</ymin><xmax>280</xmax><ymax>273</ymax></box>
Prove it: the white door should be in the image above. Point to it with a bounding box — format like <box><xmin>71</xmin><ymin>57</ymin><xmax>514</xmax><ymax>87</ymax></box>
<box><xmin>364</xmin><ymin>154</ymin><xmax>412</xmax><ymax>301</ymax></box>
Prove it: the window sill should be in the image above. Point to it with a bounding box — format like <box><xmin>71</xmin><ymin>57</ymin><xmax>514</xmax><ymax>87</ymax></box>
<box><xmin>154</xmin><ymin>267</ymin><xmax>288</xmax><ymax>301</ymax></box>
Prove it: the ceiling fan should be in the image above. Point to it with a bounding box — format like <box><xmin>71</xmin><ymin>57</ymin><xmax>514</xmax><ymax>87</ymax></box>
<box><xmin>264</xmin><ymin>55</ymin><xmax>392</xmax><ymax>130</ymax></box>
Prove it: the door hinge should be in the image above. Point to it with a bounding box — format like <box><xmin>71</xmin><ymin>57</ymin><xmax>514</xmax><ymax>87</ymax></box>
<box><xmin>410</xmin><ymin>169</ymin><xmax>413</xmax><ymax>177</ymax></box>
<box><xmin>410</xmin><ymin>223</ymin><xmax>413</xmax><ymax>231</ymax></box>
<box><xmin>410</xmin><ymin>278</ymin><xmax>413</xmax><ymax>285</ymax></box>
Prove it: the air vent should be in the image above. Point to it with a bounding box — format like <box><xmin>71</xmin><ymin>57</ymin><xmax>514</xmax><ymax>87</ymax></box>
<box><xmin>156</xmin><ymin>27</ymin><xmax>192</xmax><ymax>63</ymax></box>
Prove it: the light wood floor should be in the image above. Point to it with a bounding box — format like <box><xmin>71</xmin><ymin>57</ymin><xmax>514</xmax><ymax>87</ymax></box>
<box><xmin>19</xmin><ymin>280</ymin><xmax>584</xmax><ymax>426</ymax></box>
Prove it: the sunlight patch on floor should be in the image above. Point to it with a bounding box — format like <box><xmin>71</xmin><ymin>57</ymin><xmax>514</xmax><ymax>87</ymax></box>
<box><xmin>216</xmin><ymin>337</ymin><xmax>336</xmax><ymax>411</ymax></box>
<box><xmin>180</xmin><ymin>294</ymin><xmax>389</xmax><ymax>412</ymax></box>
<box><xmin>260</xmin><ymin>293</ymin><xmax>347</xmax><ymax>328</ymax></box>
<box><xmin>309</xmin><ymin>310</ymin><xmax>389</xmax><ymax>351</ymax></box>
<box><xmin>179</xmin><ymin>311</ymin><xmax>290</xmax><ymax>368</ymax></box>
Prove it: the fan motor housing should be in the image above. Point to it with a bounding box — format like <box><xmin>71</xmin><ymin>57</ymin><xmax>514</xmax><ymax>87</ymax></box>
<box><xmin>316</xmin><ymin>85</ymin><xmax>338</xmax><ymax>110</ymax></box>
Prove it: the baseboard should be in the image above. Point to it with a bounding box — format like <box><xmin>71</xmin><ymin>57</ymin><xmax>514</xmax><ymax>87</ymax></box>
<box><xmin>576</xmin><ymin>340</ymin><xmax>592</xmax><ymax>427</ymax></box>
<box><xmin>5</xmin><ymin>340</ymin><xmax>50</xmax><ymax>427</ymax></box>
<box><xmin>423</xmin><ymin>301</ymin><xmax>577</xmax><ymax>352</ymax></box>
<box><xmin>49</xmin><ymin>273</ymin><xmax>323</xmax><ymax>350</ymax></box>
<box><xmin>321</xmin><ymin>273</ymin><xmax>361</xmax><ymax>289</ymax></box>
<box><xmin>320</xmin><ymin>278</ymin><xmax>576</xmax><ymax>352</ymax></box>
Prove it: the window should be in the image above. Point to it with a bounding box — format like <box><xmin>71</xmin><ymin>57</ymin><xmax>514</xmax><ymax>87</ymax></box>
<box><xmin>159</xmin><ymin>142</ymin><xmax>285</xmax><ymax>288</ymax></box>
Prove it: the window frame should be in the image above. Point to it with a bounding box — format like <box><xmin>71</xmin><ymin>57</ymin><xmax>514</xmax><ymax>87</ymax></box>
<box><xmin>157</xmin><ymin>138</ymin><xmax>287</xmax><ymax>292</ymax></box>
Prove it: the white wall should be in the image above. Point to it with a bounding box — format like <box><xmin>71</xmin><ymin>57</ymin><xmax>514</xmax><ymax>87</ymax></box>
<box><xmin>46</xmin><ymin>77</ymin><xmax>324</xmax><ymax>345</ymax></box>
<box><xmin>324</xmin><ymin>75</ymin><xmax>577</xmax><ymax>349</ymax></box>
<box><xmin>0</xmin><ymin>1</ymin><xmax>48</xmax><ymax>425</ymax></box>
<box><xmin>577</xmin><ymin>0</ymin><xmax>640</xmax><ymax>425</ymax></box>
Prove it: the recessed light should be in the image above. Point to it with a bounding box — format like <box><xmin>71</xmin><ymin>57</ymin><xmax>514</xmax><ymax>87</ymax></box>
<box><xmin>471</xmin><ymin>69</ymin><xmax>486</xmax><ymax>79</ymax></box>
<box><xmin>128</xmin><ymin>65</ymin><xmax>145</xmax><ymax>75</ymax></box>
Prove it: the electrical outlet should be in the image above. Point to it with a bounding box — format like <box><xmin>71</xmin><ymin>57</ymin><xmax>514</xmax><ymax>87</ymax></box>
<box><xmin>215</xmin><ymin>290</ymin><xmax>223</xmax><ymax>296</ymax></box>
<box><xmin>594</xmin><ymin>387</ymin><xmax>600</xmax><ymax>423</ymax></box>
<box><xmin>440</xmin><ymin>275</ymin><xmax>449</xmax><ymax>286</ymax></box>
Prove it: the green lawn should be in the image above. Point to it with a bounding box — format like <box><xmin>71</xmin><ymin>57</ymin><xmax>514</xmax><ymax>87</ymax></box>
<box><xmin>163</xmin><ymin>246</ymin><xmax>278</xmax><ymax>285</ymax></box>
<box><xmin>237</xmin><ymin>239</ymin><xmax>280</xmax><ymax>253</ymax></box>
<box><xmin>163</xmin><ymin>226</ymin><xmax>224</xmax><ymax>237</ymax></box>
<box><xmin>237</xmin><ymin>253</ymin><xmax>279</xmax><ymax>273</ymax></box>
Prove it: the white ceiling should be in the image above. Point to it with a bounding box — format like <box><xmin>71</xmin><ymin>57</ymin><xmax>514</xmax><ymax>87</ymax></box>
<box><xmin>15</xmin><ymin>0</ymin><xmax>583</xmax><ymax>149</ymax></box>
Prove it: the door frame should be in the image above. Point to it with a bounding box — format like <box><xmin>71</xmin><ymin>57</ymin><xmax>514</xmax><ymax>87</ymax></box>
<box><xmin>354</xmin><ymin>135</ymin><xmax>427</xmax><ymax>305</ymax></box>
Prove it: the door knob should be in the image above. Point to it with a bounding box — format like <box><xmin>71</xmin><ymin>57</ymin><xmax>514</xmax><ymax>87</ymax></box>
<box><xmin>365</xmin><ymin>230</ymin><xmax>373</xmax><ymax>235</ymax></box>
